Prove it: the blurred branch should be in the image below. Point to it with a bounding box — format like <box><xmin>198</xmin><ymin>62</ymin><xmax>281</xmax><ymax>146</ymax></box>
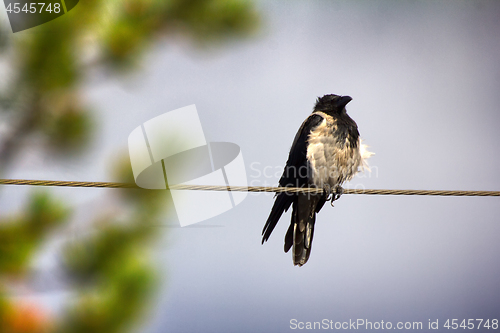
<box><xmin>0</xmin><ymin>93</ymin><xmax>41</xmax><ymax>172</ymax></box>
<box><xmin>0</xmin><ymin>0</ymin><xmax>259</xmax><ymax>168</ymax></box>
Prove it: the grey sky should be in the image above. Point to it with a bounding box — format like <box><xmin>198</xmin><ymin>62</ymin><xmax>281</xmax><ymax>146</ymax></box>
<box><xmin>2</xmin><ymin>1</ymin><xmax>500</xmax><ymax>332</ymax></box>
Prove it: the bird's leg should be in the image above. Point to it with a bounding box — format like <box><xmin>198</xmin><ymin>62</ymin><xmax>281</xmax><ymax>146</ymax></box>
<box><xmin>330</xmin><ymin>185</ymin><xmax>344</xmax><ymax>206</ymax></box>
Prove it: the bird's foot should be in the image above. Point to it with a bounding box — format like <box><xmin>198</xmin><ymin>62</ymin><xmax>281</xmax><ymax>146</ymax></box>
<box><xmin>333</xmin><ymin>185</ymin><xmax>343</xmax><ymax>201</ymax></box>
<box><xmin>330</xmin><ymin>185</ymin><xmax>343</xmax><ymax>206</ymax></box>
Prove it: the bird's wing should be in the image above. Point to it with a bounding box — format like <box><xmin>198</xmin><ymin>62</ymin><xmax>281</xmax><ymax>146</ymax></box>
<box><xmin>261</xmin><ymin>113</ymin><xmax>324</xmax><ymax>243</ymax></box>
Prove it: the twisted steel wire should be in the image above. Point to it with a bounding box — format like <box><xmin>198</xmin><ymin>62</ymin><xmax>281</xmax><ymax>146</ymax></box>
<box><xmin>1</xmin><ymin>178</ymin><xmax>499</xmax><ymax>197</ymax></box>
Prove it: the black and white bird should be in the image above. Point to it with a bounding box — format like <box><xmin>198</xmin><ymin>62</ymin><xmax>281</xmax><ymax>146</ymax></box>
<box><xmin>262</xmin><ymin>94</ymin><xmax>372</xmax><ymax>266</ymax></box>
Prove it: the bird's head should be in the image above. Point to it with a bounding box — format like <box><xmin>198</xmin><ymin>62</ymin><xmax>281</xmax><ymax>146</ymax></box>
<box><xmin>314</xmin><ymin>94</ymin><xmax>352</xmax><ymax>114</ymax></box>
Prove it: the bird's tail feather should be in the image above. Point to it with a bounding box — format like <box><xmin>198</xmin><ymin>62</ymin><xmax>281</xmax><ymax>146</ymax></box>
<box><xmin>288</xmin><ymin>194</ymin><xmax>320</xmax><ymax>266</ymax></box>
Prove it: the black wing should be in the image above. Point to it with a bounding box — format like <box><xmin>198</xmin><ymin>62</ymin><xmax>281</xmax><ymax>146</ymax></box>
<box><xmin>261</xmin><ymin>113</ymin><xmax>324</xmax><ymax>243</ymax></box>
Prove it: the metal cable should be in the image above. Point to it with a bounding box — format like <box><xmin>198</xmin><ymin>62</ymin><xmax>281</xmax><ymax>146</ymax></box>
<box><xmin>1</xmin><ymin>178</ymin><xmax>499</xmax><ymax>197</ymax></box>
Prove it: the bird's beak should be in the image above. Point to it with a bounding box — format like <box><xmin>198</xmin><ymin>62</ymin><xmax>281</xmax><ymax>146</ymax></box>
<box><xmin>339</xmin><ymin>96</ymin><xmax>352</xmax><ymax>108</ymax></box>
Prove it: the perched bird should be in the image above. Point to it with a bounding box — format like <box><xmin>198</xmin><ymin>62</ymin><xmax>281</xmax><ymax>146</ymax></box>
<box><xmin>262</xmin><ymin>94</ymin><xmax>372</xmax><ymax>266</ymax></box>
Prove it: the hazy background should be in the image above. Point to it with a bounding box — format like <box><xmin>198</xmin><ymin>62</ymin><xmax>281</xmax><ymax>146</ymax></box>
<box><xmin>2</xmin><ymin>1</ymin><xmax>500</xmax><ymax>332</ymax></box>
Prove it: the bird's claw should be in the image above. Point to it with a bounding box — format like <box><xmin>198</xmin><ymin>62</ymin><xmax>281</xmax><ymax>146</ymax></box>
<box><xmin>330</xmin><ymin>186</ymin><xmax>343</xmax><ymax>206</ymax></box>
<box><xmin>324</xmin><ymin>185</ymin><xmax>343</xmax><ymax>206</ymax></box>
<box><xmin>333</xmin><ymin>185</ymin><xmax>343</xmax><ymax>201</ymax></box>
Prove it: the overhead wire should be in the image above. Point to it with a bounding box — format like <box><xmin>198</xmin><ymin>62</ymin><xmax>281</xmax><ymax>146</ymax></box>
<box><xmin>1</xmin><ymin>179</ymin><xmax>499</xmax><ymax>197</ymax></box>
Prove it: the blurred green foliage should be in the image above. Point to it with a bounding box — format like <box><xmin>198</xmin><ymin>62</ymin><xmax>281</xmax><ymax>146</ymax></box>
<box><xmin>0</xmin><ymin>0</ymin><xmax>260</xmax><ymax>332</ymax></box>
<box><xmin>0</xmin><ymin>192</ymin><xmax>69</xmax><ymax>275</ymax></box>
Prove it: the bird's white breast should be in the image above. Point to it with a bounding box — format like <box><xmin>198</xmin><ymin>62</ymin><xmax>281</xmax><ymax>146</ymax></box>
<box><xmin>306</xmin><ymin>112</ymin><xmax>369</xmax><ymax>189</ymax></box>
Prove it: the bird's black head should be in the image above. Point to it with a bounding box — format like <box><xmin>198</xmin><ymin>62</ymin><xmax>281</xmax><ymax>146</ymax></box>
<box><xmin>314</xmin><ymin>94</ymin><xmax>352</xmax><ymax>114</ymax></box>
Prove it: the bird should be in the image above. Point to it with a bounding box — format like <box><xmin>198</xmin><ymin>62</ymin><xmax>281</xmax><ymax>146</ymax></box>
<box><xmin>261</xmin><ymin>94</ymin><xmax>372</xmax><ymax>266</ymax></box>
